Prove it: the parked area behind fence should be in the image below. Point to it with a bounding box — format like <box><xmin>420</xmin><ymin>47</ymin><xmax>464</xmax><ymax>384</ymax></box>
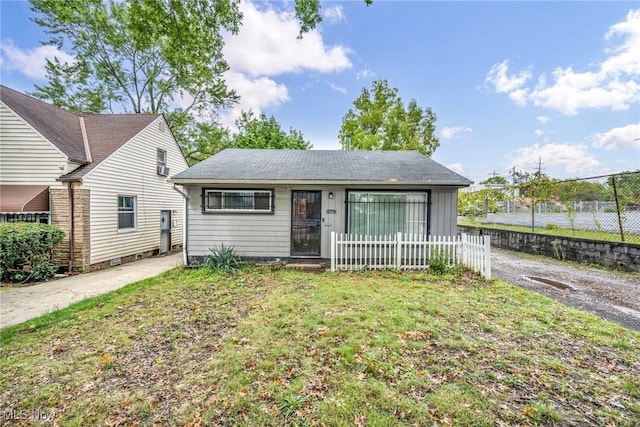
<box><xmin>458</xmin><ymin>171</ymin><xmax>640</xmax><ymax>243</ymax></box>
<box><xmin>330</xmin><ymin>232</ymin><xmax>491</xmax><ymax>279</ymax></box>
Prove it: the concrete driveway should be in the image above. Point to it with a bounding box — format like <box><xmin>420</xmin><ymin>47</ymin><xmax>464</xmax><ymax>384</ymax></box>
<box><xmin>0</xmin><ymin>253</ymin><xmax>183</xmax><ymax>328</ymax></box>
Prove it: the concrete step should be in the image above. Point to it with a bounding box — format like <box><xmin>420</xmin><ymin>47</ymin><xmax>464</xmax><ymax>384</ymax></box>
<box><xmin>283</xmin><ymin>263</ymin><xmax>327</xmax><ymax>272</ymax></box>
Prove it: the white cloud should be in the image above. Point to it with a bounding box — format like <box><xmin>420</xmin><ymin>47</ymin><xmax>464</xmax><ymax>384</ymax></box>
<box><xmin>0</xmin><ymin>40</ymin><xmax>75</xmax><ymax>80</ymax></box>
<box><xmin>219</xmin><ymin>71</ymin><xmax>290</xmax><ymax>128</ymax></box>
<box><xmin>536</xmin><ymin>115</ymin><xmax>549</xmax><ymax>124</ymax></box>
<box><xmin>507</xmin><ymin>143</ymin><xmax>599</xmax><ymax>174</ymax></box>
<box><xmin>328</xmin><ymin>82</ymin><xmax>347</xmax><ymax>93</ymax></box>
<box><xmin>535</xmin><ymin>129</ymin><xmax>544</xmax><ymax>136</ymax></box>
<box><xmin>485</xmin><ymin>60</ymin><xmax>532</xmax><ymax>94</ymax></box>
<box><xmin>440</xmin><ymin>126</ymin><xmax>472</xmax><ymax>140</ymax></box>
<box><xmin>218</xmin><ymin>1</ymin><xmax>355</xmax><ymax>130</ymax></box>
<box><xmin>486</xmin><ymin>9</ymin><xmax>640</xmax><ymax>115</ymax></box>
<box><xmin>447</xmin><ymin>163</ymin><xmax>465</xmax><ymax>176</ymax></box>
<box><xmin>223</xmin><ymin>1</ymin><xmax>352</xmax><ymax>77</ymax></box>
<box><xmin>592</xmin><ymin>123</ymin><xmax>640</xmax><ymax>150</ymax></box>
<box><xmin>323</xmin><ymin>5</ymin><xmax>346</xmax><ymax>24</ymax></box>
<box><xmin>356</xmin><ymin>66</ymin><xmax>375</xmax><ymax>80</ymax></box>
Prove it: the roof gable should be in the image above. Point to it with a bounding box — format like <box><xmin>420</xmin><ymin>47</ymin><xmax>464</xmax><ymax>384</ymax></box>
<box><xmin>60</xmin><ymin>113</ymin><xmax>160</xmax><ymax>181</ymax></box>
<box><xmin>0</xmin><ymin>85</ymin><xmax>87</xmax><ymax>163</ymax></box>
<box><xmin>1</xmin><ymin>85</ymin><xmax>163</xmax><ymax>181</ymax></box>
<box><xmin>172</xmin><ymin>149</ymin><xmax>472</xmax><ymax>186</ymax></box>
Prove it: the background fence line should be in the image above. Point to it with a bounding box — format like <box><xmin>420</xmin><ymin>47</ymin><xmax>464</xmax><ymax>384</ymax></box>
<box><xmin>459</xmin><ymin>170</ymin><xmax>639</xmax><ymax>243</ymax></box>
<box><xmin>330</xmin><ymin>232</ymin><xmax>491</xmax><ymax>279</ymax></box>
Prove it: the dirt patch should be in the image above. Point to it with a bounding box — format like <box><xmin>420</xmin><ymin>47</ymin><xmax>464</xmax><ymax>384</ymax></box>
<box><xmin>492</xmin><ymin>248</ymin><xmax>640</xmax><ymax>332</ymax></box>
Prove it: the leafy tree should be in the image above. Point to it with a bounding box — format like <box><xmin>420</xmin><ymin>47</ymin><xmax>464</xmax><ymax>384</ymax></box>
<box><xmin>608</xmin><ymin>171</ymin><xmax>640</xmax><ymax>206</ymax></box>
<box><xmin>481</xmin><ymin>175</ymin><xmax>508</xmax><ymax>186</ymax></box>
<box><xmin>338</xmin><ymin>79</ymin><xmax>440</xmax><ymax>156</ymax></box>
<box><xmin>168</xmin><ymin>112</ymin><xmax>233</xmax><ymax>165</ymax></box>
<box><xmin>28</xmin><ymin>0</ymin><xmax>366</xmax><ymax>159</ymax></box>
<box><xmin>30</xmin><ymin>0</ymin><xmax>240</xmax><ymax>116</ymax></box>
<box><xmin>553</xmin><ymin>180</ymin><xmax>610</xmax><ymax>202</ymax></box>
<box><xmin>232</xmin><ymin>111</ymin><xmax>311</xmax><ymax>150</ymax></box>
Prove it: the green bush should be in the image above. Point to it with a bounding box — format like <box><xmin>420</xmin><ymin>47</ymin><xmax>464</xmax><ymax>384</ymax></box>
<box><xmin>428</xmin><ymin>251</ymin><xmax>449</xmax><ymax>275</ymax></box>
<box><xmin>0</xmin><ymin>222</ymin><xmax>65</xmax><ymax>282</ymax></box>
<box><xmin>203</xmin><ymin>244</ymin><xmax>241</xmax><ymax>274</ymax></box>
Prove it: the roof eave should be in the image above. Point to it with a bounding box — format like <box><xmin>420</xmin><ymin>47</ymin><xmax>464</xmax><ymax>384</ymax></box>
<box><xmin>169</xmin><ymin>178</ymin><xmax>471</xmax><ymax>187</ymax></box>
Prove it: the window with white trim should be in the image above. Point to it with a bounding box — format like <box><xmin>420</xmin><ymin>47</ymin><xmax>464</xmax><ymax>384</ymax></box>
<box><xmin>118</xmin><ymin>196</ymin><xmax>136</xmax><ymax>230</ymax></box>
<box><xmin>157</xmin><ymin>149</ymin><xmax>167</xmax><ymax>167</ymax></box>
<box><xmin>203</xmin><ymin>189</ymin><xmax>273</xmax><ymax>213</ymax></box>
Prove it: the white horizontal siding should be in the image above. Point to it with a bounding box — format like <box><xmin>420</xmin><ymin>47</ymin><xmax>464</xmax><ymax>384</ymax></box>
<box><xmin>0</xmin><ymin>103</ymin><xmax>71</xmax><ymax>188</ymax></box>
<box><xmin>82</xmin><ymin>117</ymin><xmax>188</xmax><ymax>264</ymax></box>
<box><xmin>186</xmin><ymin>185</ymin><xmax>291</xmax><ymax>258</ymax></box>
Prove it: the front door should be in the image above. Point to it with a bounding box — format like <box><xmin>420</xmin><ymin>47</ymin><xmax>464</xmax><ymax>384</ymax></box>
<box><xmin>291</xmin><ymin>191</ymin><xmax>322</xmax><ymax>256</ymax></box>
<box><xmin>160</xmin><ymin>210</ymin><xmax>171</xmax><ymax>253</ymax></box>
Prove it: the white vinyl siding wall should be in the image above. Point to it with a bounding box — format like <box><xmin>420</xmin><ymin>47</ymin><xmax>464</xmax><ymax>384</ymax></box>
<box><xmin>82</xmin><ymin>117</ymin><xmax>188</xmax><ymax>264</ymax></box>
<box><xmin>187</xmin><ymin>185</ymin><xmax>291</xmax><ymax>258</ymax></box>
<box><xmin>0</xmin><ymin>103</ymin><xmax>77</xmax><ymax>188</ymax></box>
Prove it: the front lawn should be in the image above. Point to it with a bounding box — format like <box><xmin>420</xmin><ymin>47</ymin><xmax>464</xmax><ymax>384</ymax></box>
<box><xmin>1</xmin><ymin>267</ymin><xmax>639</xmax><ymax>425</ymax></box>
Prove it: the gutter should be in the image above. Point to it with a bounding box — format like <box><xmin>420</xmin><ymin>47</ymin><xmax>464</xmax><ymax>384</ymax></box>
<box><xmin>172</xmin><ymin>184</ymin><xmax>189</xmax><ymax>266</ymax></box>
<box><xmin>169</xmin><ymin>179</ymin><xmax>472</xmax><ymax>187</ymax></box>
<box><xmin>67</xmin><ymin>181</ymin><xmax>75</xmax><ymax>273</ymax></box>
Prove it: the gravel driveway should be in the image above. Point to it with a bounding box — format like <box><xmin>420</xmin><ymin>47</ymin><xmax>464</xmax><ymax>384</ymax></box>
<box><xmin>491</xmin><ymin>248</ymin><xmax>640</xmax><ymax>332</ymax></box>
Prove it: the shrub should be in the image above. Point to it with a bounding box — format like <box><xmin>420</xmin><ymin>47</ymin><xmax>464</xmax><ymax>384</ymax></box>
<box><xmin>203</xmin><ymin>244</ymin><xmax>241</xmax><ymax>274</ymax></box>
<box><xmin>428</xmin><ymin>251</ymin><xmax>449</xmax><ymax>275</ymax></box>
<box><xmin>0</xmin><ymin>222</ymin><xmax>65</xmax><ymax>282</ymax></box>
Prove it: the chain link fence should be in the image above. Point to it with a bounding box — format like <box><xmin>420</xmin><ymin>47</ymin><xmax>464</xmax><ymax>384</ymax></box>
<box><xmin>458</xmin><ymin>171</ymin><xmax>640</xmax><ymax>243</ymax></box>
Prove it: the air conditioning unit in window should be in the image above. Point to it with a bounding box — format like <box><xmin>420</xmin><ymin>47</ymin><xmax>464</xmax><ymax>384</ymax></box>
<box><xmin>157</xmin><ymin>165</ymin><xmax>170</xmax><ymax>176</ymax></box>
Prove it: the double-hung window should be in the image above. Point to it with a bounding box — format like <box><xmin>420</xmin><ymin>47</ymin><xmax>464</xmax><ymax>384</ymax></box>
<box><xmin>118</xmin><ymin>196</ymin><xmax>136</xmax><ymax>230</ymax></box>
<box><xmin>157</xmin><ymin>149</ymin><xmax>167</xmax><ymax>167</ymax></box>
<box><xmin>203</xmin><ymin>189</ymin><xmax>273</xmax><ymax>213</ymax></box>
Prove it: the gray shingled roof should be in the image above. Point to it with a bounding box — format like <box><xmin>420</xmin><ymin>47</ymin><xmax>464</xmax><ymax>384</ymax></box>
<box><xmin>1</xmin><ymin>85</ymin><xmax>162</xmax><ymax>180</ymax></box>
<box><xmin>172</xmin><ymin>149</ymin><xmax>472</xmax><ymax>186</ymax></box>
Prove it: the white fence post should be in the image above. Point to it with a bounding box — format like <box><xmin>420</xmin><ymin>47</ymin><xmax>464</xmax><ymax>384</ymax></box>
<box><xmin>331</xmin><ymin>232</ymin><xmax>336</xmax><ymax>272</ymax></box>
<box><xmin>396</xmin><ymin>232</ymin><xmax>403</xmax><ymax>269</ymax></box>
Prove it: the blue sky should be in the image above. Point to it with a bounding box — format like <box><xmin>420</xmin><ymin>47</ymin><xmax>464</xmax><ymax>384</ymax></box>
<box><xmin>1</xmin><ymin>1</ymin><xmax>639</xmax><ymax>184</ymax></box>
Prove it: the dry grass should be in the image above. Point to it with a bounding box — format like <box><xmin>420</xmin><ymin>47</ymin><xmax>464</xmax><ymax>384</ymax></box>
<box><xmin>1</xmin><ymin>266</ymin><xmax>639</xmax><ymax>426</ymax></box>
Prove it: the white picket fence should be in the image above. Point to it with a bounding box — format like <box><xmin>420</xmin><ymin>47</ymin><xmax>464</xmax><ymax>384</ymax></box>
<box><xmin>330</xmin><ymin>232</ymin><xmax>491</xmax><ymax>279</ymax></box>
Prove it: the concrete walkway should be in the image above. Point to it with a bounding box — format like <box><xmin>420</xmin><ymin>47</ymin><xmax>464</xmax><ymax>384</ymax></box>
<box><xmin>0</xmin><ymin>253</ymin><xmax>183</xmax><ymax>328</ymax></box>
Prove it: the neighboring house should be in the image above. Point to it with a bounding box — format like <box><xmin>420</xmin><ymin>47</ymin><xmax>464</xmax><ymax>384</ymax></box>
<box><xmin>170</xmin><ymin>148</ymin><xmax>472</xmax><ymax>264</ymax></box>
<box><xmin>0</xmin><ymin>85</ymin><xmax>188</xmax><ymax>272</ymax></box>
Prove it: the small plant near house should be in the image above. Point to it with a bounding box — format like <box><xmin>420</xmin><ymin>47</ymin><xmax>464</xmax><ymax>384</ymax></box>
<box><xmin>203</xmin><ymin>244</ymin><xmax>241</xmax><ymax>274</ymax></box>
<box><xmin>428</xmin><ymin>250</ymin><xmax>450</xmax><ymax>275</ymax></box>
<box><xmin>0</xmin><ymin>222</ymin><xmax>65</xmax><ymax>282</ymax></box>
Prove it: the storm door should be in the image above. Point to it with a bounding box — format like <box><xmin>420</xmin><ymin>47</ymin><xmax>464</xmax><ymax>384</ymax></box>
<box><xmin>291</xmin><ymin>191</ymin><xmax>322</xmax><ymax>256</ymax></box>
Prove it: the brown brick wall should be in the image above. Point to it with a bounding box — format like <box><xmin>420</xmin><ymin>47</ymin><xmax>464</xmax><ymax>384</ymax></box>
<box><xmin>50</xmin><ymin>188</ymin><xmax>69</xmax><ymax>269</ymax></box>
<box><xmin>50</xmin><ymin>186</ymin><xmax>91</xmax><ymax>273</ymax></box>
<box><xmin>73</xmin><ymin>188</ymin><xmax>91</xmax><ymax>272</ymax></box>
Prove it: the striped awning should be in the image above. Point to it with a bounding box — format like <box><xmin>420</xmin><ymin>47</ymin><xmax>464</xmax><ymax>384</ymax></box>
<box><xmin>0</xmin><ymin>185</ymin><xmax>50</xmax><ymax>212</ymax></box>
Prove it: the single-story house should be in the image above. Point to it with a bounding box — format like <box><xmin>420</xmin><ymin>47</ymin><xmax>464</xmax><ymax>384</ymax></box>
<box><xmin>0</xmin><ymin>85</ymin><xmax>189</xmax><ymax>272</ymax></box>
<box><xmin>170</xmin><ymin>149</ymin><xmax>472</xmax><ymax>264</ymax></box>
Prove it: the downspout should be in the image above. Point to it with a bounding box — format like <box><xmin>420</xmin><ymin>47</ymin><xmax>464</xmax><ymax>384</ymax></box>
<box><xmin>67</xmin><ymin>181</ymin><xmax>75</xmax><ymax>273</ymax></box>
<box><xmin>172</xmin><ymin>184</ymin><xmax>189</xmax><ymax>266</ymax></box>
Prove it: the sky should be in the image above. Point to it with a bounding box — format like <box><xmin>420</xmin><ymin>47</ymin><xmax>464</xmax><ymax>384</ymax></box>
<box><xmin>1</xmin><ymin>0</ymin><xmax>639</xmax><ymax>184</ymax></box>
